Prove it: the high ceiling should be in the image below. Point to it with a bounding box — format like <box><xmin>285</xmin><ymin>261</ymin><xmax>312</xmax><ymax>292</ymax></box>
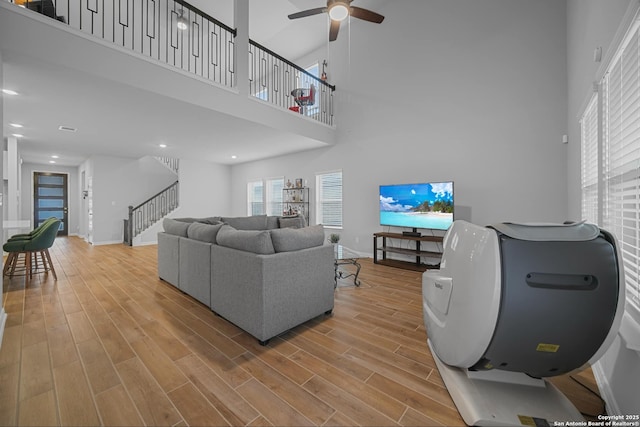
<box><xmin>1</xmin><ymin>0</ymin><xmax>385</xmax><ymax>166</ymax></box>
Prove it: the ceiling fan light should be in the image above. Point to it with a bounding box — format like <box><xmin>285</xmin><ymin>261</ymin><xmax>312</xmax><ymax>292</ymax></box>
<box><xmin>328</xmin><ymin>3</ymin><xmax>349</xmax><ymax>21</ymax></box>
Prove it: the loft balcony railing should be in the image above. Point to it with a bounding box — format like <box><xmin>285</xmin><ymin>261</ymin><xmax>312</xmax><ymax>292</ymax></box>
<box><xmin>249</xmin><ymin>40</ymin><xmax>335</xmax><ymax>126</ymax></box>
<box><xmin>124</xmin><ymin>180</ymin><xmax>179</xmax><ymax>245</ymax></box>
<box><xmin>6</xmin><ymin>0</ymin><xmax>335</xmax><ymax>125</ymax></box>
<box><xmin>9</xmin><ymin>0</ymin><xmax>236</xmax><ymax>86</ymax></box>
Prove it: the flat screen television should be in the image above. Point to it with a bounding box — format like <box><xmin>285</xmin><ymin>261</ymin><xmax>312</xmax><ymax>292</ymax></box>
<box><xmin>379</xmin><ymin>181</ymin><xmax>454</xmax><ymax>231</ymax></box>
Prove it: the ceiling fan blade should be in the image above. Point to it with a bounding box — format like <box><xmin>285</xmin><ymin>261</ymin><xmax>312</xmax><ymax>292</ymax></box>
<box><xmin>288</xmin><ymin>7</ymin><xmax>326</xmax><ymax>20</ymax></box>
<box><xmin>349</xmin><ymin>6</ymin><xmax>385</xmax><ymax>23</ymax></box>
<box><xmin>329</xmin><ymin>19</ymin><xmax>340</xmax><ymax>41</ymax></box>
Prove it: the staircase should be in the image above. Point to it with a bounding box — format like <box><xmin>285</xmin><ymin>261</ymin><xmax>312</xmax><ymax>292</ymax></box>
<box><xmin>123</xmin><ymin>156</ymin><xmax>180</xmax><ymax>246</ymax></box>
<box><xmin>124</xmin><ymin>180</ymin><xmax>179</xmax><ymax>246</ymax></box>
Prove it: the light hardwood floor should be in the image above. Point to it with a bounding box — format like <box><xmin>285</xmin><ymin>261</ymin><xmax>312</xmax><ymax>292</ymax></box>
<box><xmin>1</xmin><ymin>236</ymin><xmax>605</xmax><ymax>426</ymax></box>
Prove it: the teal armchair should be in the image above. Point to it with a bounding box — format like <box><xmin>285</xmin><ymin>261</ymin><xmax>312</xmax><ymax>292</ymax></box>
<box><xmin>3</xmin><ymin>219</ymin><xmax>61</xmax><ymax>280</ymax></box>
<box><xmin>7</xmin><ymin>217</ymin><xmax>57</xmax><ymax>242</ymax></box>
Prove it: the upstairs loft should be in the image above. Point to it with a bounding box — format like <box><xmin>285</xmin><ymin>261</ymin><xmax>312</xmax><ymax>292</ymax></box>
<box><xmin>0</xmin><ymin>0</ymin><xmax>337</xmax><ymax>165</ymax></box>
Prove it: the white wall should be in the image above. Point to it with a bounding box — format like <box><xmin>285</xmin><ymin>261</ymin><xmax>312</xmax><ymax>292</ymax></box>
<box><xmin>88</xmin><ymin>155</ymin><xmax>179</xmax><ymax>244</ymax></box>
<box><xmin>174</xmin><ymin>158</ymin><xmax>232</xmax><ymax>218</ymax></box>
<box><xmin>567</xmin><ymin>0</ymin><xmax>640</xmax><ymax>415</ymax></box>
<box><xmin>231</xmin><ymin>0</ymin><xmax>568</xmax><ymax>255</ymax></box>
<box><xmin>84</xmin><ymin>155</ymin><xmax>230</xmax><ymax>244</ymax></box>
<box><xmin>0</xmin><ymin>49</ymin><xmax>6</xmax><ymax>350</ymax></box>
<box><xmin>20</xmin><ymin>163</ymin><xmax>80</xmax><ymax>235</ymax></box>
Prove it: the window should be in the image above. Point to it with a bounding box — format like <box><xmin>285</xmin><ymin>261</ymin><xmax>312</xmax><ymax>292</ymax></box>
<box><xmin>581</xmin><ymin>16</ymin><xmax>640</xmax><ymax>317</ymax></box>
<box><xmin>247</xmin><ymin>180</ymin><xmax>264</xmax><ymax>215</ymax></box>
<box><xmin>265</xmin><ymin>177</ymin><xmax>284</xmax><ymax>216</ymax></box>
<box><xmin>247</xmin><ymin>177</ymin><xmax>284</xmax><ymax>216</ymax></box>
<box><xmin>602</xmin><ymin>26</ymin><xmax>640</xmax><ymax>315</ymax></box>
<box><xmin>316</xmin><ymin>170</ymin><xmax>342</xmax><ymax>228</ymax></box>
<box><xmin>580</xmin><ymin>94</ymin><xmax>599</xmax><ymax>224</ymax></box>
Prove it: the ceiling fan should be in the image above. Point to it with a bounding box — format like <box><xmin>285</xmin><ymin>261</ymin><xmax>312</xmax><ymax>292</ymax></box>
<box><xmin>288</xmin><ymin>0</ymin><xmax>385</xmax><ymax>42</ymax></box>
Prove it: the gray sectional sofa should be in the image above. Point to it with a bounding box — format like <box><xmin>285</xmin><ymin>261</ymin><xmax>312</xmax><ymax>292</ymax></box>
<box><xmin>157</xmin><ymin>214</ymin><xmax>335</xmax><ymax>344</ymax></box>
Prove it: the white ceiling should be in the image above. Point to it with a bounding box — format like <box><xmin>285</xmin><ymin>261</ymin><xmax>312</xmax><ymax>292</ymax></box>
<box><xmin>1</xmin><ymin>0</ymin><xmax>386</xmax><ymax>167</ymax></box>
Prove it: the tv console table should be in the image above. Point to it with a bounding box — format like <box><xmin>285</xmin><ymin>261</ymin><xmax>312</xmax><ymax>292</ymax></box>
<box><xmin>373</xmin><ymin>232</ymin><xmax>444</xmax><ymax>272</ymax></box>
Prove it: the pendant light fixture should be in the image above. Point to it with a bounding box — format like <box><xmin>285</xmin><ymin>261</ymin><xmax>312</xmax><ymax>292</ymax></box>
<box><xmin>177</xmin><ymin>9</ymin><xmax>188</xmax><ymax>31</ymax></box>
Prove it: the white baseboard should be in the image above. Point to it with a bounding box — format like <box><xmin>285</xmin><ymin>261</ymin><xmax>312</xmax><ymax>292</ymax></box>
<box><xmin>132</xmin><ymin>240</ymin><xmax>158</xmax><ymax>247</ymax></box>
<box><xmin>592</xmin><ymin>360</ymin><xmax>620</xmax><ymax>415</ymax></box>
<box><xmin>91</xmin><ymin>240</ymin><xmax>125</xmax><ymax>246</ymax></box>
<box><xmin>0</xmin><ymin>308</ymin><xmax>7</xmax><ymax>352</ymax></box>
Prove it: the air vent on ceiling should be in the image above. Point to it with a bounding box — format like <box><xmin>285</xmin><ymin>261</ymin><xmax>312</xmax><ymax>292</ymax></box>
<box><xmin>58</xmin><ymin>125</ymin><xmax>77</xmax><ymax>132</ymax></box>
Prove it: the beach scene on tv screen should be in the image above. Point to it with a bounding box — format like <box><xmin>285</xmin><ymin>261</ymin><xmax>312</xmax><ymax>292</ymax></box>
<box><xmin>380</xmin><ymin>182</ymin><xmax>454</xmax><ymax>230</ymax></box>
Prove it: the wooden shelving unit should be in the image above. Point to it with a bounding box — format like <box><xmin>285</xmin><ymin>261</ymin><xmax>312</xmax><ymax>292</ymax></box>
<box><xmin>373</xmin><ymin>232</ymin><xmax>444</xmax><ymax>271</ymax></box>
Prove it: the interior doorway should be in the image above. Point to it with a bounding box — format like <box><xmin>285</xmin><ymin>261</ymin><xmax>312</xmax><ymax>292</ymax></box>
<box><xmin>33</xmin><ymin>172</ymin><xmax>68</xmax><ymax>236</ymax></box>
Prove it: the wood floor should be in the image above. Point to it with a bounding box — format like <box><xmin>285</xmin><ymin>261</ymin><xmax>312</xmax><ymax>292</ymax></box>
<box><xmin>0</xmin><ymin>236</ymin><xmax>605</xmax><ymax>426</ymax></box>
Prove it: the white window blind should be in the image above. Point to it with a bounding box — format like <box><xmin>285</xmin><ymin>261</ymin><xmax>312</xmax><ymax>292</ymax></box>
<box><xmin>247</xmin><ymin>180</ymin><xmax>264</xmax><ymax>216</ymax></box>
<box><xmin>580</xmin><ymin>94</ymin><xmax>599</xmax><ymax>224</ymax></box>
<box><xmin>265</xmin><ymin>177</ymin><xmax>284</xmax><ymax>216</ymax></box>
<box><xmin>316</xmin><ymin>170</ymin><xmax>342</xmax><ymax>227</ymax></box>
<box><xmin>247</xmin><ymin>178</ymin><xmax>283</xmax><ymax>217</ymax></box>
<box><xmin>602</xmin><ymin>22</ymin><xmax>640</xmax><ymax>313</ymax></box>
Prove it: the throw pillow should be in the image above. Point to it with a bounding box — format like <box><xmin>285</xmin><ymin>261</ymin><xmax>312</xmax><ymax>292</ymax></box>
<box><xmin>163</xmin><ymin>218</ymin><xmax>190</xmax><ymax>237</ymax></box>
<box><xmin>221</xmin><ymin>215</ymin><xmax>268</xmax><ymax>230</ymax></box>
<box><xmin>216</xmin><ymin>225</ymin><xmax>275</xmax><ymax>254</ymax></box>
<box><xmin>172</xmin><ymin>217</ymin><xmax>198</xmax><ymax>223</ymax></box>
<box><xmin>197</xmin><ymin>216</ymin><xmax>222</xmax><ymax>225</ymax></box>
<box><xmin>270</xmin><ymin>224</ymin><xmax>325</xmax><ymax>253</ymax></box>
<box><xmin>187</xmin><ymin>222</ymin><xmax>223</xmax><ymax>243</ymax></box>
<box><xmin>278</xmin><ymin>215</ymin><xmax>306</xmax><ymax>229</ymax></box>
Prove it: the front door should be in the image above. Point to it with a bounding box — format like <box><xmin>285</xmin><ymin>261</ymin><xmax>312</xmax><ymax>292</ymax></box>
<box><xmin>33</xmin><ymin>172</ymin><xmax>68</xmax><ymax>235</ymax></box>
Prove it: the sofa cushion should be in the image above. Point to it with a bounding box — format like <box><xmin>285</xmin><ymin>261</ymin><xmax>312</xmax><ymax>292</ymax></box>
<box><xmin>172</xmin><ymin>217</ymin><xmax>198</xmax><ymax>223</ymax></box>
<box><xmin>187</xmin><ymin>222</ymin><xmax>223</xmax><ymax>243</ymax></box>
<box><xmin>173</xmin><ymin>216</ymin><xmax>222</xmax><ymax>225</ymax></box>
<box><xmin>270</xmin><ymin>224</ymin><xmax>325</xmax><ymax>253</ymax></box>
<box><xmin>197</xmin><ymin>216</ymin><xmax>223</xmax><ymax>225</ymax></box>
<box><xmin>216</xmin><ymin>225</ymin><xmax>275</xmax><ymax>254</ymax></box>
<box><xmin>163</xmin><ymin>218</ymin><xmax>190</xmax><ymax>237</ymax></box>
<box><xmin>266</xmin><ymin>216</ymin><xmax>280</xmax><ymax>230</ymax></box>
<box><xmin>221</xmin><ymin>215</ymin><xmax>268</xmax><ymax>230</ymax></box>
<box><xmin>278</xmin><ymin>215</ymin><xmax>306</xmax><ymax>229</ymax></box>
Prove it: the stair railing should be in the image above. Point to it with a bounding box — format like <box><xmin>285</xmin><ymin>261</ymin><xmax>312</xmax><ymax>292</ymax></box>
<box><xmin>124</xmin><ymin>180</ymin><xmax>179</xmax><ymax>246</ymax></box>
<box><xmin>154</xmin><ymin>156</ymin><xmax>179</xmax><ymax>175</ymax></box>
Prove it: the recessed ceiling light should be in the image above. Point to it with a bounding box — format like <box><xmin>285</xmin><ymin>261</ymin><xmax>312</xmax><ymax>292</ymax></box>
<box><xmin>159</xmin><ymin>144</ymin><xmax>167</xmax><ymax>148</ymax></box>
<box><xmin>12</xmin><ymin>133</ymin><xmax>24</xmax><ymax>138</ymax></box>
<box><xmin>51</xmin><ymin>155</ymin><xmax>59</xmax><ymax>159</ymax></box>
<box><xmin>231</xmin><ymin>155</ymin><xmax>237</xmax><ymax>159</ymax></box>
<box><xmin>2</xmin><ymin>89</ymin><xmax>18</xmax><ymax>96</ymax></box>
<box><xmin>58</xmin><ymin>125</ymin><xmax>77</xmax><ymax>132</ymax></box>
<box><xmin>10</xmin><ymin>123</ymin><xmax>23</xmax><ymax>128</ymax></box>
<box><xmin>49</xmin><ymin>160</ymin><xmax>56</xmax><ymax>164</ymax></box>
